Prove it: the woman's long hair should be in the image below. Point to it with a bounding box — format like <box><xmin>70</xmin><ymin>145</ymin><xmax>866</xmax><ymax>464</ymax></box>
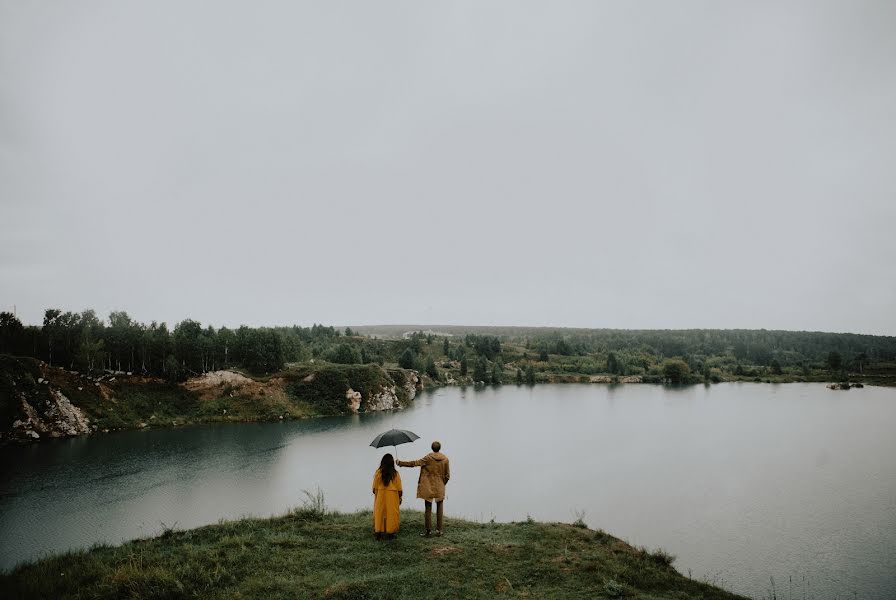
<box><xmin>379</xmin><ymin>453</ymin><xmax>396</xmax><ymax>487</ymax></box>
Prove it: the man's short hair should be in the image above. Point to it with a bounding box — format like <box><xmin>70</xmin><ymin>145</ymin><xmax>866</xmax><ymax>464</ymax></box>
<box><xmin>431</xmin><ymin>440</ymin><xmax>441</xmax><ymax>452</ymax></box>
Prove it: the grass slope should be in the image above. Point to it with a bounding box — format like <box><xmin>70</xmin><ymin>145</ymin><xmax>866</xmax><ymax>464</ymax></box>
<box><xmin>3</xmin><ymin>510</ymin><xmax>744</xmax><ymax>600</ymax></box>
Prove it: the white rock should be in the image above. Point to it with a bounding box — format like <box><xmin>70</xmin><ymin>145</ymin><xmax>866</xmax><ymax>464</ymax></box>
<box><xmin>78</xmin><ymin>387</ymin><xmax>83</xmax><ymax>391</ymax></box>
<box><xmin>29</xmin><ymin>431</ymin><xmax>40</xmax><ymax>439</ymax></box>
<box><xmin>37</xmin><ymin>378</ymin><xmax>44</xmax><ymax>384</ymax></box>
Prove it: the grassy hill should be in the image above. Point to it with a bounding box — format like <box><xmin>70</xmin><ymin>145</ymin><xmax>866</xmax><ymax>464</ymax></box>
<box><xmin>2</xmin><ymin>508</ymin><xmax>744</xmax><ymax>599</ymax></box>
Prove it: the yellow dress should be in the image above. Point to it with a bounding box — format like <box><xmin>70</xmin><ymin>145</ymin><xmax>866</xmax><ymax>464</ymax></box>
<box><xmin>372</xmin><ymin>468</ymin><xmax>402</xmax><ymax>533</ymax></box>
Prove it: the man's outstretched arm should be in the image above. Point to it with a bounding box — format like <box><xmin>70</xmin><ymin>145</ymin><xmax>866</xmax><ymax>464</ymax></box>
<box><xmin>397</xmin><ymin>456</ymin><xmax>429</xmax><ymax>467</ymax></box>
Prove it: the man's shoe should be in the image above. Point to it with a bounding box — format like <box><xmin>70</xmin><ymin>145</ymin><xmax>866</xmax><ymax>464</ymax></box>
<box><xmin>435</xmin><ymin>530</ymin><xmax>442</xmax><ymax>537</ymax></box>
<box><xmin>420</xmin><ymin>531</ymin><xmax>431</xmax><ymax>538</ymax></box>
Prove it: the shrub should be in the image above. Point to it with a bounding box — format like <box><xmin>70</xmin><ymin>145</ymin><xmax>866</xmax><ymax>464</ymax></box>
<box><xmin>646</xmin><ymin>547</ymin><xmax>676</xmax><ymax>567</ymax></box>
<box><xmin>662</xmin><ymin>358</ymin><xmax>690</xmax><ymax>384</ymax></box>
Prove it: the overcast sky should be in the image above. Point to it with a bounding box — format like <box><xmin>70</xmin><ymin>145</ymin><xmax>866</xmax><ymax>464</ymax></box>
<box><xmin>1</xmin><ymin>1</ymin><xmax>894</xmax><ymax>334</ymax></box>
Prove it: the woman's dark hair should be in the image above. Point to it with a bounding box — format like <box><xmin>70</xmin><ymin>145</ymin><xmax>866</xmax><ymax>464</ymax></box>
<box><xmin>380</xmin><ymin>453</ymin><xmax>396</xmax><ymax>487</ymax></box>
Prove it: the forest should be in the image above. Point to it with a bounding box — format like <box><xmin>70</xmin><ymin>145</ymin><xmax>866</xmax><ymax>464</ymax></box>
<box><xmin>2</xmin><ymin>309</ymin><xmax>895</xmax><ymax>385</ymax></box>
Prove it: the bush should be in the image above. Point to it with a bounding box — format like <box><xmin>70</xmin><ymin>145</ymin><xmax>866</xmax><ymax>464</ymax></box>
<box><xmin>662</xmin><ymin>358</ymin><xmax>690</xmax><ymax>384</ymax></box>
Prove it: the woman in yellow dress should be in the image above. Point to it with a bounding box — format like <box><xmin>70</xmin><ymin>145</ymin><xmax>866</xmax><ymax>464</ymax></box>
<box><xmin>372</xmin><ymin>453</ymin><xmax>402</xmax><ymax>539</ymax></box>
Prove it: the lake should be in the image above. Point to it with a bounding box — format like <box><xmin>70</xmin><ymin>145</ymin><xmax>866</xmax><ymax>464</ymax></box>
<box><xmin>1</xmin><ymin>383</ymin><xmax>895</xmax><ymax>599</ymax></box>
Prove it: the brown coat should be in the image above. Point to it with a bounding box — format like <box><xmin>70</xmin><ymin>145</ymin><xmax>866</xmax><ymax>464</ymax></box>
<box><xmin>397</xmin><ymin>452</ymin><xmax>450</xmax><ymax>500</ymax></box>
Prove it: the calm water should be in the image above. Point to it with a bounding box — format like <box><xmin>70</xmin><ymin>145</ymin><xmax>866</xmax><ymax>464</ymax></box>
<box><xmin>2</xmin><ymin>383</ymin><xmax>895</xmax><ymax>599</ymax></box>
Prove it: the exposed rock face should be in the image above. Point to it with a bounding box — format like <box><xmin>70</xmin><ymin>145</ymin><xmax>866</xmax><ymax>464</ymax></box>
<box><xmin>348</xmin><ymin>370</ymin><xmax>419</xmax><ymax>413</ymax></box>
<box><xmin>364</xmin><ymin>386</ymin><xmax>401</xmax><ymax>411</ymax></box>
<box><xmin>588</xmin><ymin>375</ymin><xmax>642</xmax><ymax>383</ymax></box>
<box><xmin>13</xmin><ymin>389</ymin><xmax>91</xmax><ymax>440</ymax></box>
<box><xmin>346</xmin><ymin>388</ymin><xmax>362</xmax><ymax>412</ymax></box>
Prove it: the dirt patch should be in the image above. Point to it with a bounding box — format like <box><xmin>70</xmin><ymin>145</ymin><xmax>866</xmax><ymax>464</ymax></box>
<box><xmin>427</xmin><ymin>545</ymin><xmax>461</xmax><ymax>558</ymax></box>
<box><xmin>184</xmin><ymin>370</ymin><xmax>254</xmax><ymax>390</ymax></box>
<box><xmin>183</xmin><ymin>370</ymin><xmax>289</xmax><ymax>403</ymax></box>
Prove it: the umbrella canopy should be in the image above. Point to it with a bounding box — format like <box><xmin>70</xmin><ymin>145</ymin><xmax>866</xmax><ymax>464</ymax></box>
<box><xmin>370</xmin><ymin>428</ymin><xmax>420</xmax><ymax>449</ymax></box>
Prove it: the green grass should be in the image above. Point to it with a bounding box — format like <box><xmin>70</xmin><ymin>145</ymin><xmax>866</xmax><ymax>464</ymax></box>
<box><xmin>2</xmin><ymin>511</ymin><xmax>744</xmax><ymax>599</ymax></box>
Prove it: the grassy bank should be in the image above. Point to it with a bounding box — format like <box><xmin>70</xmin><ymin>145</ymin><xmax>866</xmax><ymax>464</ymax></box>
<box><xmin>2</xmin><ymin>509</ymin><xmax>744</xmax><ymax>599</ymax></box>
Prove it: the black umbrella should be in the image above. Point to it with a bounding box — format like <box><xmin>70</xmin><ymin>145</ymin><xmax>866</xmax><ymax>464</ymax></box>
<box><xmin>370</xmin><ymin>428</ymin><xmax>419</xmax><ymax>461</ymax></box>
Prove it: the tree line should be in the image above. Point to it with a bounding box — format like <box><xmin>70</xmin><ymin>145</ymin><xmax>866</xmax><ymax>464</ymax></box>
<box><xmin>0</xmin><ymin>309</ymin><xmax>351</xmax><ymax>379</ymax></box>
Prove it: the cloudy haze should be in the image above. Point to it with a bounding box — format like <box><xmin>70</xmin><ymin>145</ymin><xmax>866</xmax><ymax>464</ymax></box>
<box><xmin>1</xmin><ymin>1</ymin><xmax>894</xmax><ymax>333</ymax></box>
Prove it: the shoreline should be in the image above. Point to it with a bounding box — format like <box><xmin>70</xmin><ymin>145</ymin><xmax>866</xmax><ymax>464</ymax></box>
<box><xmin>2</xmin><ymin>369</ymin><xmax>889</xmax><ymax>447</ymax></box>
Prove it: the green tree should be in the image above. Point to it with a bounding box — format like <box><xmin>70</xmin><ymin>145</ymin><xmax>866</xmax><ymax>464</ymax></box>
<box><xmin>77</xmin><ymin>338</ymin><xmax>105</xmax><ymax>373</ymax></box>
<box><xmin>425</xmin><ymin>355</ymin><xmax>438</xmax><ymax>379</ymax></box>
<box><xmin>344</xmin><ymin>327</ymin><xmax>354</xmax><ymax>337</ymax></box>
<box><xmin>491</xmin><ymin>361</ymin><xmax>503</xmax><ymax>385</ymax></box>
<box><xmin>473</xmin><ymin>356</ymin><xmax>488</xmax><ymax>382</ymax></box>
<box><xmin>173</xmin><ymin>319</ymin><xmax>204</xmax><ymax>373</ymax></box>
<box><xmin>662</xmin><ymin>358</ymin><xmax>690</xmax><ymax>384</ymax></box>
<box><xmin>770</xmin><ymin>359</ymin><xmax>782</xmax><ymax>375</ymax></box>
<box><xmin>460</xmin><ymin>355</ymin><xmax>468</xmax><ymax>376</ymax></box>
<box><xmin>554</xmin><ymin>339</ymin><xmax>573</xmax><ymax>356</ymax></box>
<box><xmin>539</xmin><ymin>348</ymin><xmax>549</xmax><ymax>361</ymax></box>
<box><xmin>516</xmin><ymin>368</ymin><xmax>523</xmax><ymax>385</ymax></box>
<box><xmin>42</xmin><ymin>308</ymin><xmax>63</xmax><ymax>367</ymax></box>
<box><xmin>0</xmin><ymin>312</ymin><xmax>25</xmax><ymax>355</ymax></box>
<box><xmin>398</xmin><ymin>348</ymin><xmax>417</xmax><ymax>370</ymax></box>
<box><xmin>242</xmin><ymin>329</ymin><xmax>284</xmax><ymax>373</ymax></box>
<box><xmin>826</xmin><ymin>351</ymin><xmax>842</xmax><ymax>373</ymax></box>
<box><xmin>525</xmin><ymin>364</ymin><xmax>536</xmax><ymax>385</ymax></box>
<box><xmin>442</xmin><ymin>338</ymin><xmax>450</xmax><ymax>355</ymax></box>
<box><xmin>607</xmin><ymin>352</ymin><xmax>619</xmax><ymax>374</ymax></box>
<box><xmin>326</xmin><ymin>343</ymin><xmax>361</xmax><ymax>364</ymax></box>
<box><xmin>164</xmin><ymin>354</ymin><xmax>183</xmax><ymax>382</ymax></box>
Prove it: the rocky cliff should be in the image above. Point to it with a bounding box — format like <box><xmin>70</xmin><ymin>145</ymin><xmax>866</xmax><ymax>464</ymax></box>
<box><xmin>1</xmin><ymin>354</ymin><xmax>424</xmax><ymax>444</ymax></box>
<box><xmin>290</xmin><ymin>364</ymin><xmax>420</xmax><ymax>415</ymax></box>
<box><xmin>1</xmin><ymin>356</ymin><xmax>92</xmax><ymax>443</ymax></box>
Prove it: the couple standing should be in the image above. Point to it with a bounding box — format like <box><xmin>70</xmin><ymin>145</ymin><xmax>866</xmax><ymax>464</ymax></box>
<box><xmin>372</xmin><ymin>441</ymin><xmax>450</xmax><ymax>540</ymax></box>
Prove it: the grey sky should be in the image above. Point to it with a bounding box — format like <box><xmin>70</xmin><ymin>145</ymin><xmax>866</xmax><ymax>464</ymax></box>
<box><xmin>1</xmin><ymin>1</ymin><xmax>894</xmax><ymax>334</ymax></box>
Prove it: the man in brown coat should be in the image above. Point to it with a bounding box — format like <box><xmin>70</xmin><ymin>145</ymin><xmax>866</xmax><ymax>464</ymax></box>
<box><xmin>397</xmin><ymin>440</ymin><xmax>450</xmax><ymax>537</ymax></box>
